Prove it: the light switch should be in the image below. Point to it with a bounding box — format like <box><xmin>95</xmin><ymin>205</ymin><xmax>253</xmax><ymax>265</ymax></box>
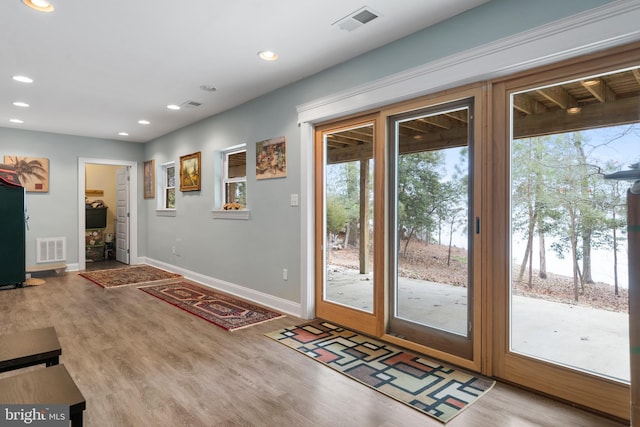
<box><xmin>290</xmin><ymin>193</ymin><xmax>299</xmax><ymax>207</ymax></box>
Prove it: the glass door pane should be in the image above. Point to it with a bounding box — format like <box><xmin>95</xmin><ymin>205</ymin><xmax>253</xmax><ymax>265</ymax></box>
<box><xmin>389</xmin><ymin>99</ymin><xmax>474</xmax><ymax>358</ymax></box>
<box><xmin>323</xmin><ymin>124</ymin><xmax>374</xmax><ymax>312</ymax></box>
<box><xmin>509</xmin><ymin>68</ymin><xmax>635</xmax><ymax>383</ymax></box>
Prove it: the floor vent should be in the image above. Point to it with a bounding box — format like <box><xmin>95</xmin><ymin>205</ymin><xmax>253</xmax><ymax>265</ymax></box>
<box><xmin>36</xmin><ymin>237</ymin><xmax>66</xmax><ymax>263</ymax></box>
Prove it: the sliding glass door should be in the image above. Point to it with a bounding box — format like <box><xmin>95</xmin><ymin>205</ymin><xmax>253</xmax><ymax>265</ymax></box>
<box><xmin>315</xmin><ymin>115</ymin><xmax>383</xmax><ymax>336</ymax></box>
<box><xmin>387</xmin><ymin>96</ymin><xmax>480</xmax><ymax>362</ymax></box>
<box><xmin>491</xmin><ymin>51</ymin><xmax>637</xmax><ymax>419</ymax></box>
<box><xmin>311</xmin><ymin>45</ymin><xmax>637</xmax><ymax>419</ymax></box>
<box><xmin>314</xmin><ymin>88</ymin><xmax>484</xmax><ymax>369</ymax></box>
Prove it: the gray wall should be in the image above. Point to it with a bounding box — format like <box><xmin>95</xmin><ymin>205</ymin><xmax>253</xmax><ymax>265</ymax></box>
<box><xmin>0</xmin><ymin>0</ymin><xmax>615</xmax><ymax>302</ymax></box>
<box><xmin>0</xmin><ymin>128</ymin><xmax>144</xmax><ymax>266</ymax></box>
<box><xmin>144</xmin><ymin>87</ymin><xmax>302</xmax><ymax>300</ymax></box>
<box><xmin>143</xmin><ymin>0</ymin><xmax>615</xmax><ymax>303</ymax></box>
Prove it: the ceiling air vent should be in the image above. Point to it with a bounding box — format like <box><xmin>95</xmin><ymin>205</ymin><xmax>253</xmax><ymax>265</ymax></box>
<box><xmin>181</xmin><ymin>100</ymin><xmax>202</xmax><ymax>109</ymax></box>
<box><xmin>333</xmin><ymin>6</ymin><xmax>380</xmax><ymax>32</ymax></box>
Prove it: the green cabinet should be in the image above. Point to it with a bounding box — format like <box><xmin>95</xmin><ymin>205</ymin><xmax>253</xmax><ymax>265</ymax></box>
<box><xmin>0</xmin><ymin>183</ymin><xmax>26</xmax><ymax>285</ymax></box>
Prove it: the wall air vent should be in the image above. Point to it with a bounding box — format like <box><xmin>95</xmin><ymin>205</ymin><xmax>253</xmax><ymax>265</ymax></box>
<box><xmin>36</xmin><ymin>237</ymin><xmax>66</xmax><ymax>263</ymax></box>
<box><xmin>181</xmin><ymin>100</ymin><xmax>202</xmax><ymax>109</ymax></box>
<box><xmin>333</xmin><ymin>6</ymin><xmax>380</xmax><ymax>32</ymax></box>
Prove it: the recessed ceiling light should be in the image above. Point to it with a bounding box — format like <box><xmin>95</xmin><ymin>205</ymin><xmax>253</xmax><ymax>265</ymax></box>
<box><xmin>200</xmin><ymin>85</ymin><xmax>217</xmax><ymax>92</ymax></box>
<box><xmin>118</xmin><ymin>132</ymin><xmax>129</xmax><ymax>136</ymax></box>
<box><xmin>567</xmin><ymin>106</ymin><xmax>582</xmax><ymax>114</ymax></box>
<box><xmin>10</xmin><ymin>119</ymin><xmax>24</xmax><ymax>124</ymax></box>
<box><xmin>138</xmin><ymin>120</ymin><xmax>150</xmax><ymax>125</ymax></box>
<box><xmin>22</xmin><ymin>0</ymin><xmax>54</xmax><ymax>12</ymax></box>
<box><xmin>166</xmin><ymin>104</ymin><xmax>181</xmax><ymax>110</ymax></box>
<box><xmin>258</xmin><ymin>50</ymin><xmax>279</xmax><ymax>61</ymax></box>
<box><xmin>12</xmin><ymin>75</ymin><xmax>33</xmax><ymax>83</ymax></box>
<box><xmin>13</xmin><ymin>101</ymin><xmax>30</xmax><ymax>108</ymax></box>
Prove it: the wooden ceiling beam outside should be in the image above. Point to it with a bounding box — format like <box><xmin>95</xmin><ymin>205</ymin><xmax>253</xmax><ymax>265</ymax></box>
<box><xmin>327</xmin><ymin>144</ymin><xmax>373</xmax><ymax>164</ymax></box>
<box><xmin>325</xmin><ymin>127</ymin><xmax>374</xmax><ymax>148</ymax></box>
<box><xmin>398</xmin><ymin>120</ymin><xmax>433</xmax><ymax>134</ymax></box>
<box><xmin>324</xmin><ymin>70</ymin><xmax>640</xmax><ymax>163</ymax></box>
<box><xmin>444</xmin><ymin>110</ymin><xmax>468</xmax><ymax>123</ymax></box>
<box><xmin>513</xmin><ymin>95</ymin><xmax>640</xmax><ymax>139</ymax></box>
<box><xmin>581</xmin><ymin>78</ymin><xmax>616</xmax><ymax>103</ymax></box>
<box><xmin>536</xmin><ymin>86</ymin><xmax>579</xmax><ymax>110</ymax></box>
<box><xmin>513</xmin><ymin>93</ymin><xmax>548</xmax><ymax>115</ymax></box>
<box><xmin>228</xmin><ymin>151</ymin><xmax>246</xmax><ymax>167</ymax></box>
<box><xmin>327</xmin><ymin>134</ymin><xmax>364</xmax><ymax>146</ymax></box>
<box><xmin>398</xmin><ymin>130</ymin><xmax>467</xmax><ymax>155</ymax></box>
<box><xmin>632</xmin><ymin>68</ymin><xmax>640</xmax><ymax>86</ymax></box>
<box><xmin>326</xmin><ymin>126</ymin><xmax>468</xmax><ymax>164</ymax></box>
<box><xmin>418</xmin><ymin>115</ymin><xmax>453</xmax><ymax>130</ymax></box>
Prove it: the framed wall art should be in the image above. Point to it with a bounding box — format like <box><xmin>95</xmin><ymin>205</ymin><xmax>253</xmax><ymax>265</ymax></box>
<box><xmin>143</xmin><ymin>159</ymin><xmax>155</xmax><ymax>199</ymax></box>
<box><xmin>180</xmin><ymin>151</ymin><xmax>201</xmax><ymax>192</ymax></box>
<box><xmin>3</xmin><ymin>155</ymin><xmax>49</xmax><ymax>192</ymax></box>
<box><xmin>256</xmin><ymin>136</ymin><xmax>286</xmax><ymax>180</ymax></box>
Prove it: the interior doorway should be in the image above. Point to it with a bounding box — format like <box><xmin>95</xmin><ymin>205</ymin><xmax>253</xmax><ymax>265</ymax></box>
<box><xmin>78</xmin><ymin>158</ymin><xmax>138</xmax><ymax>271</ymax></box>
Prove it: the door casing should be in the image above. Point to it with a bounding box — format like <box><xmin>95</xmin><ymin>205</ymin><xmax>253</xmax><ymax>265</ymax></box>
<box><xmin>78</xmin><ymin>158</ymin><xmax>138</xmax><ymax>270</ymax></box>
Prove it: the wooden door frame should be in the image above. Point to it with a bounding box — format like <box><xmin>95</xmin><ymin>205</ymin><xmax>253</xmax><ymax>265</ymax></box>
<box><xmin>312</xmin><ymin>85</ymin><xmax>486</xmax><ymax>372</ymax></box>
<box><xmin>314</xmin><ymin>114</ymin><xmax>385</xmax><ymax>337</ymax></box>
<box><xmin>489</xmin><ymin>43</ymin><xmax>640</xmax><ymax>421</ymax></box>
<box><xmin>379</xmin><ymin>85</ymin><xmax>486</xmax><ymax>373</ymax></box>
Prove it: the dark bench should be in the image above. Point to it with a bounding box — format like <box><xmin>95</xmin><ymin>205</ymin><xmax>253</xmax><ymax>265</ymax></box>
<box><xmin>0</xmin><ymin>326</ymin><xmax>61</xmax><ymax>373</ymax></box>
<box><xmin>0</xmin><ymin>363</ymin><xmax>86</xmax><ymax>426</ymax></box>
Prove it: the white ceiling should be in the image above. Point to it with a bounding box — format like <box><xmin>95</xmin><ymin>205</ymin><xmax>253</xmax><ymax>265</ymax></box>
<box><xmin>1</xmin><ymin>0</ymin><xmax>489</xmax><ymax>143</ymax></box>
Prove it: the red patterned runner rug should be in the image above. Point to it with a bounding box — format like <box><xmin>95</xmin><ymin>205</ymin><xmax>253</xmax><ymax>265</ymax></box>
<box><xmin>79</xmin><ymin>265</ymin><xmax>182</xmax><ymax>288</ymax></box>
<box><xmin>140</xmin><ymin>281</ymin><xmax>285</xmax><ymax>331</ymax></box>
<box><xmin>266</xmin><ymin>319</ymin><xmax>495</xmax><ymax>423</ymax></box>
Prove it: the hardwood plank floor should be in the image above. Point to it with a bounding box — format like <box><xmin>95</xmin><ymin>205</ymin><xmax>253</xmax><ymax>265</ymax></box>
<box><xmin>0</xmin><ymin>272</ymin><xmax>627</xmax><ymax>426</ymax></box>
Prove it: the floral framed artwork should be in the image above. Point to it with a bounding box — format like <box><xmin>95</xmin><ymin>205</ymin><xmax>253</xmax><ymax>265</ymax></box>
<box><xmin>256</xmin><ymin>136</ymin><xmax>286</xmax><ymax>180</ymax></box>
<box><xmin>143</xmin><ymin>159</ymin><xmax>155</xmax><ymax>199</ymax></box>
<box><xmin>3</xmin><ymin>155</ymin><xmax>49</xmax><ymax>192</ymax></box>
<box><xmin>180</xmin><ymin>151</ymin><xmax>201</xmax><ymax>192</ymax></box>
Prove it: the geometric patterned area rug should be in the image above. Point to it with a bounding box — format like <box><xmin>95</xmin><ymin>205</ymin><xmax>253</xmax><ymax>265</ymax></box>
<box><xmin>265</xmin><ymin>320</ymin><xmax>495</xmax><ymax>423</ymax></box>
<box><xmin>140</xmin><ymin>281</ymin><xmax>285</xmax><ymax>331</ymax></box>
<box><xmin>79</xmin><ymin>265</ymin><xmax>182</xmax><ymax>288</ymax></box>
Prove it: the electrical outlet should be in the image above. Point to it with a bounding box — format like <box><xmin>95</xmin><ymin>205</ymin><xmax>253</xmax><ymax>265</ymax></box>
<box><xmin>282</xmin><ymin>268</ymin><xmax>288</xmax><ymax>281</ymax></box>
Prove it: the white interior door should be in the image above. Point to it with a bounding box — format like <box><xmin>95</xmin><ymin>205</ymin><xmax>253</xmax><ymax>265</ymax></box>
<box><xmin>116</xmin><ymin>167</ymin><xmax>130</xmax><ymax>264</ymax></box>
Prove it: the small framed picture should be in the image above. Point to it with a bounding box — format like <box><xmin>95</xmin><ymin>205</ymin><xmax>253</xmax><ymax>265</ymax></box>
<box><xmin>143</xmin><ymin>160</ymin><xmax>155</xmax><ymax>199</ymax></box>
<box><xmin>3</xmin><ymin>155</ymin><xmax>49</xmax><ymax>192</ymax></box>
<box><xmin>256</xmin><ymin>136</ymin><xmax>286</xmax><ymax>180</ymax></box>
<box><xmin>180</xmin><ymin>151</ymin><xmax>201</xmax><ymax>192</ymax></box>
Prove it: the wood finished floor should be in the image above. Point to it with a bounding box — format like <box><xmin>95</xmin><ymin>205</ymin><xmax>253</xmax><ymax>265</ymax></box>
<box><xmin>0</xmin><ymin>272</ymin><xmax>627</xmax><ymax>426</ymax></box>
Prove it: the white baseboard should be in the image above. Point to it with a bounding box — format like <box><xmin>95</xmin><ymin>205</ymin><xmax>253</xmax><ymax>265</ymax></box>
<box><xmin>66</xmin><ymin>262</ymin><xmax>80</xmax><ymax>272</ymax></box>
<box><xmin>140</xmin><ymin>257</ymin><xmax>303</xmax><ymax>318</ymax></box>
